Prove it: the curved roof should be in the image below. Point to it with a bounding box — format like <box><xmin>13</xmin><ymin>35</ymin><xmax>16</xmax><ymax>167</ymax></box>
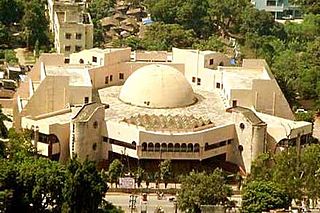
<box><xmin>119</xmin><ymin>64</ymin><xmax>196</xmax><ymax>108</ymax></box>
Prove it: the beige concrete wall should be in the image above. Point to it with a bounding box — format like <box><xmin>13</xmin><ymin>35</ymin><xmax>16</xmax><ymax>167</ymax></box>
<box><xmin>230</xmin><ymin>89</ymin><xmax>253</xmax><ymax>108</ymax></box>
<box><xmin>89</xmin><ymin>62</ymin><xmax>184</xmax><ymax>89</ymax></box>
<box><xmin>231</xmin><ymin>112</ymin><xmax>256</xmax><ymax>173</ymax></box>
<box><xmin>172</xmin><ymin>48</ymin><xmax>230</xmax><ymax>87</ymax></box>
<box><xmin>72</xmin><ymin>106</ymin><xmax>105</xmax><ymax>162</ymax></box>
<box><xmin>69</xmin><ymin>48</ymin><xmax>131</xmax><ymax>66</ymax></box>
<box><xmin>50</xmin><ymin>123</ymin><xmax>70</xmax><ymax>164</ymax></box>
<box><xmin>135</xmin><ymin>51</ymin><xmax>169</xmax><ymax>62</ymax></box>
<box><xmin>0</xmin><ymin>99</ymin><xmax>13</xmax><ymax>109</ymax></box>
<box><xmin>23</xmin><ymin>76</ymin><xmax>69</xmax><ymax>117</ymax></box>
<box><xmin>230</xmin><ymin>111</ymin><xmax>267</xmax><ymax>173</ymax></box>
<box><xmin>69</xmin><ymin>86</ymin><xmax>92</xmax><ymax>105</ymax></box>
<box><xmin>252</xmin><ymin>79</ymin><xmax>294</xmax><ymax>120</ymax></box>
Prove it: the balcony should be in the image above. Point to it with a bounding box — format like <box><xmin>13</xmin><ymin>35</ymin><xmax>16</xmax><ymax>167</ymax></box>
<box><xmin>137</xmin><ymin>144</ymin><xmax>230</xmax><ymax>160</ymax></box>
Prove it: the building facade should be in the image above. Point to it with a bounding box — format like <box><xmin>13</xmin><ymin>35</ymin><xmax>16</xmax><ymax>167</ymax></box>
<box><xmin>251</xmin><ymin>0</ymin><xmax>301</xmax><ymax>19</ymax></box>
<box><xmin>13</xmin><ymin>48</ymin><xmax>312</xmax><ymax>174</ymax></box>
<box><xmin>48</xmin><ymin>0</ymin><xmax>93</xmax><ymax>56</ymax></box>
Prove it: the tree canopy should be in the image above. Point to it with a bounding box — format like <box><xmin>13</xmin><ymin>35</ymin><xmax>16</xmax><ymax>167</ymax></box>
<box><xmin>178</xmin><ymin>169</ymin><xmax>232</xmax><ymax>213</ymax></box>
<box><xmin>242</xmin><ymin>181</ymin><xmax>291</xmax><ymax>212</ymax></box>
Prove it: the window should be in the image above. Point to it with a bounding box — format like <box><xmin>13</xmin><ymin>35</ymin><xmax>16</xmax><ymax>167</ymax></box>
<box><xmin>240</xmin><ymin>123</ymin><xmax>245</xmax><ymax>129</ymax></box>
<box><xmin>84</xmin><ymin>97</ymin><xmax>89</xmax><ymax>104</ymax></box>
<box><xmin>119</xmin><ymin>73</ymin><xmax>124</xmax><ymax>80</ymax></box>
<box><xmin>64</xmin><ymin>58</ymin><xmax>70</xmax><ymax>64</ymax></box>
<box><xmin>216</xmin><ymin>82</ymin><xmax>220</xmax><ymax>88</ymax></box>
<box><xmin>65</xmin><ymin>45</ymin><xmax>71</xmax><ymax>52</ymax></box>
<box><xmin>110</xmin><ymin>75</ymin><xmax>113</xmax><ymax>82</ymax></box>
<box><xmin>105</xmin><ymin>76</ymin><xmax>109</xmax><ymax>84</ymax></box>
<box><xmin>232</xmin><ymin>100</ymin><xmax>237</xmax><ymax>107</ymax></box>
<box><xmin>76</xmin><ymin>33</ymin><xmax>82</xmax><ymax>40</ymax></box>
<box><xmin>197</xmin><ymin>78</ymin><xmax>201</xmax><ymax>85</ymax></box>
<box><xmin>192</xmin><ymin>77</ymin><xmax>196</xmax><ymax>83</ymax></box>
<box><xmin>209</xmin><ymin>59</ymin><xmax>214</xmax><ymax>65</ymax></box>
<box><xmin>79</xmin><ymin>59</ymin><xmax>84</xmax><ymax>64</ymax></box>
<box><xmin>65</xmin><ymin>33</ymin><xmax>71</xmax><ymax>39</ymax></box>
<box><xmin>267</xmin><ymin>0</ymin><xmax>276</xmax><ymax>6</ymax></box>
<box><xmin>75</xmin><ymin>45</ymin><xmax>82</xmax><ymax>52</ymax></box>
<box><xmin>92</xmin><ymin>56</ymin><xmax>97</xmax><ymax>63</ymax></box>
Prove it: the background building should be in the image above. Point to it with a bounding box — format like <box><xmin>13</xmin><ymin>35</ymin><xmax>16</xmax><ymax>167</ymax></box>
<box><xmin>48</xmin><ymin>0</ymin><xmax>93</xmax><ymax>56</ymax></box>
<box><xmin>251</xmin><ymin>0</ymin><xmax>301</xmax><ymax>19</ymax></box>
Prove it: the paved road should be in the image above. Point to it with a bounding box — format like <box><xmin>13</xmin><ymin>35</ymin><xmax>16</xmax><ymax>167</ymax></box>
<box><xmin>106</xmin><ymin>193</ymin><xmax>180</xmax><ymax>213</ymax></box>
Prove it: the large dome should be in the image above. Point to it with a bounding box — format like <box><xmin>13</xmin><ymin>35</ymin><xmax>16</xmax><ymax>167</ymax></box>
<box><xmin>119</xmin><ymin>64</ymin><xmax>196</xmax><ymax>108</ymax></box>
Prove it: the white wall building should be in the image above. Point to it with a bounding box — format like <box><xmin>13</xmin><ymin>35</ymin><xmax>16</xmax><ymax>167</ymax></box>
<box><xmin>13</xmin><ymin>48</ymin><xmax>312</xmax><ymax>174</ymax></box>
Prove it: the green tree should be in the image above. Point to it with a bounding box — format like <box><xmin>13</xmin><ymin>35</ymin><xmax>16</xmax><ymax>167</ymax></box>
<box><xmin>295</xmin><ymin>111</ymin><xmax>315</xmax><ymax>123</ymax></box>
<box><xmin>4</xmin><ymin>50</ymin><xmax>18</xmax><ymax>65</ymax></box>
<box><xmin>17</xmin><ymin>157</ymin><xmax>66</xmax><ymax>212</ymax></box>
<box><xmin>192</xmin><ymin>36</ymin><xmax>226</xmax><ymax>52</ymax></box>
<box><xmin>178</xmin><ymin>169</ymin><xmax>232</xmax><ymax>213</ymax></box>
<box><xmin>135</xmin><ymin>167</ymin><xmax>145</xmax><ymax>188</ymax></box>
<box><xmin>272</xmin><ymin>148</ymin><xmax>302</xmax><ymax>199</ymax></box>
<box><xmin>240</xmin><ymin>7</ymin><xmax>275</xmax><ymax>36</ymax></box>
<box><xmin>249</xmin><ymin>152</ymin><xmax>273</xmax><ymax>181</ymax></box>
<box><xmin>142</xmin><ymin>23</ymin><xmax>196</xmax><ymax>51</ymax></box>
<box><xmin>242</xmin><ymin>181</ymin><xmax>291</xmax><ymax>213</ymax></box>
<box><xmin>175</xmin><ymin>0</ymin><xmax>210</xmax><ymax>38</ymax></box>
<box><xmin>300</xmin><ymin>144</ymin><xmax>320</xmax><ymax>205</ymax></box>
<box><xmin>62</xmin><ymin>159</ymin><xmax>108</xmax><ymax>213</ymax></box>
<box><xmin>206</xmin><ymin>0</ymin><xmax>250</xmax><ymax>36</ymax></box>
<box><xmin>22</xmin><ymin>0</ymin><xmax>49</xmax><ymax>49</ymax></box>
<box><xmin>0</xmin><ymin>0</ymin><xmax>24</xmax><ymax>26</ymax></box>
<box><xmin>290</xmin><ymin>0</ymin><xmax>320</xmax><ymax>14</ymax></box>
<box><xmin>145</xmin><ymin>0</ymin><xmax>183</xmax><ymax>24</ymax></box>
<box><xmin>159</xmin><ymin>159</ymin><xmax>172</xmax><ymax>188</ymax></box>
<box><xmin>108</xmin><ymin>159</ymin><xmax>123</xmax><ymax>187</ymax></box>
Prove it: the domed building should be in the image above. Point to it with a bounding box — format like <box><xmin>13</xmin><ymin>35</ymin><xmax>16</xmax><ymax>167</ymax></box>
<box><xmin>14</xmin><ymin>47</ymin><xmax>313</xmax><ymax>174</ymax></box>
<box><xmin>119</xmin><ymin>64</ymin><xmax>197</xmax><ymax>109</ymax></box>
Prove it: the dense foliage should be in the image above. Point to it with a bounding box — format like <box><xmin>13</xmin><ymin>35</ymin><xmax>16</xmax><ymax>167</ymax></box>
<box><xmin>177</xmin><ymin>169</ymin><xmax>232</xmax><ymax>213</ymax></box>
<box><xmin>247</xmin><ymin>144</ymin><xmax>320</xmax><ymax>208</ymax></box>
<box><xmin>0</xmin><ymin>0</ymin><xmax>51</xmax><ymax>50</ymax></box>
<box><xmin>242</xmin><ymin>181</ymin><xmax>291</xmax><ymax>212</ymax></box>
<box><xmin>0</xmin><ymin>130</ymin><xmax>123</xmax><ymax>213</ymax></box>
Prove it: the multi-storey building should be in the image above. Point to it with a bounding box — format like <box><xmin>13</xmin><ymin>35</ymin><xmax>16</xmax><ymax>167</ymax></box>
<box><xmin>251</xmin><ymin>0</ymin><xmax>301</xmax><ymax>19</ymax></box>
<box><xmin>13</xmin><ymin>48</ymin><xmax>312</xmax><ymax>174</ymax></box>
<box><xmin>48</xmin><ymin>0</ymin><xmax>93</xmax><ymax>56</ymax></box>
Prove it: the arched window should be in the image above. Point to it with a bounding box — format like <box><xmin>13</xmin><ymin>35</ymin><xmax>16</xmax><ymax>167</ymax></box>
<box><xmin>79</xmin><ymin>59</ymin><xmax>84</xmax><ymax>64</ymax></box>
<box><xmin>132</xmin><ymin>141</ymin><xmax>136</xmax><ymax>147</ymax></box>
<box><xmin>168</xmin><ymin>143</ymin><xmax>174</xmax><ymax>152</ymax></box>
<box><xmin>181</xmin><ymin>143</ymin><xmax>187</xmax><ymax>152</ymax></box>
<box><xmin>194</xmin><ymin>143</ymin><xmax>200</xmax><ymax>152</ymax></box>
<box><xmin>174</xmin><ymin>143</ymin><xmax>180</xmax><ymax>152</ymax></box>
<box><xmin>205</xmin><ymin>143</ymin><xmax>209</xmax><ymax>151</ymax></box>
<box><xmin>155</xmin><ymin>143</ymin><xmax>160</xmax><ymax>152</ymax></box>
<box><xmin>142</xmin><ymin>142</ymin><xmax>147</xmax><ymax>151</ymax></box>
<box><xmin>161</xmin><ymin>143</ymin><xmax>167</xmax><ymax>152</ymax></box>
<box><xmin>187</xmin><ymin>144</ymin><xmax>193</xmax><ymax>152</ymax></box>
<box><xmin>147</xmin><ymin>143</ymin><xmax>154</xmax><ymax>152</ymax></box>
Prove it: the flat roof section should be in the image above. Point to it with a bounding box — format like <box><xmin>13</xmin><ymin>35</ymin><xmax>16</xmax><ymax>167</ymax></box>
<box><xmin>45</xmin><ymin>65</ymin><xmax>92</xmax><ymax>87</ymax></box>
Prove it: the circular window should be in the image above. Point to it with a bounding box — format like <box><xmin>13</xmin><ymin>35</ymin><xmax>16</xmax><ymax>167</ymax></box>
<box><xmin>238</xmin><ymin>145</ymin><xmax>244</xmax><ymax>152</ymax></box>
<box><xmin>92</xmin><ymin>143</ymin><xmax>97</xmax><ymax>151</ymax></box>
<box><xmin>239</xmin><ymin>123</ymin><xmax>245</xmax><ymax>129</ymax></box>
<box><xmin>93</xmin><ymin>121</ymin><xmax>98</xmax><ymax>129</ymax></box>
